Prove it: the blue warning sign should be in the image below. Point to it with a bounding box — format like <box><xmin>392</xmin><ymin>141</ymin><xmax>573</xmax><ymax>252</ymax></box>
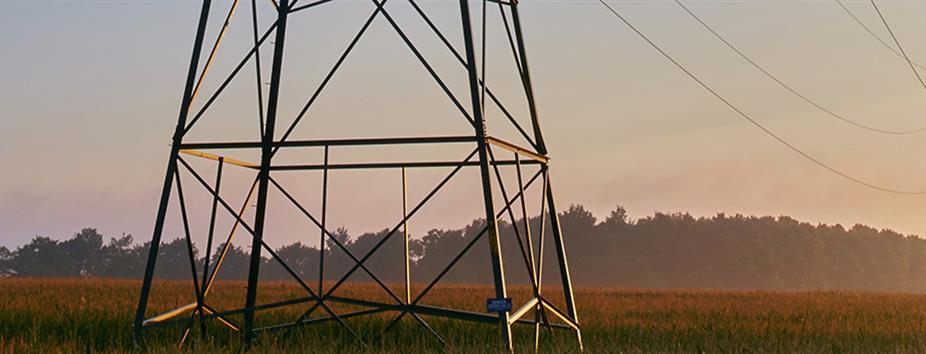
<box><xmin>486</xmin><ymin>298</ymin><xmax>513</xmax><ymax>313</ymax></box>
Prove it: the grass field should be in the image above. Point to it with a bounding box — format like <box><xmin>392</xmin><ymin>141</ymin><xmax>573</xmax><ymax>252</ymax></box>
<box><xmin>3</xmin><ymin>279</ymin><xmax>926</xmax><ymax>353</ymax></box>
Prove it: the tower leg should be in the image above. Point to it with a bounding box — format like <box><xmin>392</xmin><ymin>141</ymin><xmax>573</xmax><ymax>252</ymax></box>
<box><xmin>459</xmin><ymin>0</ymin><xmax>513</xmax><ymax>351</ymax></box>
<box><xmin>243</xmin><ymin>0</ymin><xmax>290</xmax><ymax>346</ymax></box>
<box><xmin>511</xmin><ymin>3</ymin><xmax>583</xmax><ymax>350</ymax></box>
<box><xmin>544</xmin><ymin>169</ymin><xmax>583</xmax><ymax>350</ymax></box>
<box><xmin>509</xmin><ymin>2</ymin><xmax>547</xmax><ymax>155</ymax></box>
<box><xmin>133</xmin><ymin>0</ymin><xmax>213</xmax><ymax>347</ymax></box>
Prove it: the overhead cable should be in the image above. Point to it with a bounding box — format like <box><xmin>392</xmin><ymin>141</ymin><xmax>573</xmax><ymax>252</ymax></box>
<box><xmin>598</xmin><ymin>0</ymin><xmax>926</xmax><ymax>195</ymax></box>
<box><xmin>835</xmin><ymin>0</ymin><xmax>926</xmax><ymax>71</ymax></box>
<box><xmin>676</xmin><ymin>0</ymin><xmax>926</xmax><ymax>135</ymax></box>
<box><xmin>869</xmin><ymin>0</ymin><xmax>926</xmax><ymax>94</ymax></box>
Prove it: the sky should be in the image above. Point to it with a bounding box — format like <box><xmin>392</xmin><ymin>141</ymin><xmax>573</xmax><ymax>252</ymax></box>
<box><xmin>3</xmin><ymin>0</ymin><xmax>926</xmax><ymax>249</ymax></box>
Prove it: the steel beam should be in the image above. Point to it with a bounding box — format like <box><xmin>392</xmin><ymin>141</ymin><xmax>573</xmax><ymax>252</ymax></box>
<box><xmin>510</xmin><ymin>1</ymin><xmax>547</xmax><ymax>155</ymax></box>
<box><xmin>243</xmin><ymin>0</ymin><xmax>290</xmax><ymax>345</ymax></box>
<box><xmin>318</xmin><ymin>146</ymin><xmax>329</xmax><ymax>297</ymax></box>
<box><xmin>250</xmin><ymin>0</ymin><xmax>266</xmax><ymax>136</ymax></box>
<box><xmin>508</xmin><ymin>297</ymin><xmax>540</xmax><ymax>324</ymax></box>
<box><xmin>460</xmin><ymin>0</ymin><xmax>513</xmax><ymax>349</ymax></box>
<box><xmin>402</xmin><ymin>167</ymin><xmax>411</xmax><ymax>305</ymax></box>
<box><xmin>133</xmin><ymin>0</ymin><xmax>213</xmax><ymax>347</ymax></box>
<box><xmin>179</xmin><ymin>135</ymin><xmax>478</xmax><ymax>150</ymax></box>
<box><xmin>544</xmin><ymin>170</ymin><xmax>584</xmax><ymax>350</ymax></box>
<box><xmin>173</xmin><ymin>171</ymin><xmax>205</xmax><ymax>340</ymax></box>
<box><xmin>174</xmin><ymin>149</ymin><xmax>545</xmax><ymax>171</ymax></box>
<box><xmin>487</xmin><ymin>147</ymin><xmax>538</xmax><ymax>286</ymax></box>
<box><xmin>191</xmin><ymin>0</ymin><xmax>240</xmax><ymax>105</ymax></box>
<box><xmin>180</xmin><ymin>149</ymin><xmax>258</xmax><ymax>169</ymax></box>
<box><xmin>270</xmin><ymin>159</ymin><xmax>541</xmax><ymax>171</ymax></box>
<box><xmin>199</xmin><ymin>158</ymin><xmax>224</xmax><ymax>324</ymax></box>
<box><xmin>487</xmin><ymin>136</ymin><xmax>548</xmax><ymax>163</ymax></box>
<box><xmin>203</xmin><ymin>178</ymin><xmax>259</xmax><ymax>295</ymax></box>
<box><xmin>143</xmin><ymin>303</ymin><xmax>198</xmax><ymax>327</ymax></box>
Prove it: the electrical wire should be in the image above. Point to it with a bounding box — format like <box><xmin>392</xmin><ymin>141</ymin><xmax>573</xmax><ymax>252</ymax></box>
<box><xmin>597</xmin><ymin>0</ymin><xmax>926</xmax><ymax>195</ymax></box>
<box><xmin>834</xmin><ymin>0</ymin><xmax>926</xmax><ymax>72</ymax></box>
<box><xmin>675</xmin><ymin>0</ymin><xmax>926</xmax><ymax>135</ymax></box>
<box><xmin>869</xmin><ymin>0</ymin><xmax>926</xmax><ymax>94</ymax></box>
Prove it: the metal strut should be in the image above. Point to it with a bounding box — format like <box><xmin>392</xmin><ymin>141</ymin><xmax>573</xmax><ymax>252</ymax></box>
<box><xmin>459</xmin><ymin>0</ymin><xmax>513</xmax><ymax>351</ymax></box>
<box><xmin>243</xmin><ymin>0</ymin><xmax>290</xmax><ymax>346</ymax></box>
<box><xmin>134</xmin><ymin>0</ymin><xmax>213</xmax><ymax>347</ymax></box>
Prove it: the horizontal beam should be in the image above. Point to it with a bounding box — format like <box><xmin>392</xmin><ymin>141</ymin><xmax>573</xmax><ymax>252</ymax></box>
<box><xmin>179</xmin><ymin>150</ymin><xmax>258</xmax><ymax>169</ymax></box>
<box><xmin>142</xmin><ymin>302</ymin><xmax>197</xmax><ymax>326</ymax></box>
<box><xmin>486</xmin><ymin>136</ymin><xmax>549</xmax><ymax>163</ymax></box>
<box><xmin>320</xmin><ymin>295</ymin><xmax>568</xmax><ymax>329</ymax></box>
<box><xmin>179</xmin><ymin>135</ymin><xmax>478</xmax><ymax>150</ymax></box>
<box><xmin>179</xmin><ymin>149</ymin><xmax>544</xmax><ymax>171</ymax></box>
<box><xmin>143</xmin><ymin>296</ymin><xmax>316</xmax><ymax>329</ymax></box>
<box><xmin>255</xmin><ymin>307</ymin><xmax>390</xmax><ymax>333</ymax></box>
<box><xmin>143</xmin><ymin>301</ymin><xmax>240</xmax><ymax>332</ymax></box>
<box><xmin>487</xmin><ymin>0</ymin><xmax>515</xmax><ymax>6</ymax></box>
<box><xmin>271</xmin><ymin>159</ymin><xmax>543</xmax><ymax>171</ymax></box>
<box><xmin>178</xmin><ymin>137</ymin><xmax>548</xmax><ymax>171</ymax></box>
<box><xmin>143</xmin><ymin>294</ymin><xmax>569</xmax><ymax>331</ymax></box>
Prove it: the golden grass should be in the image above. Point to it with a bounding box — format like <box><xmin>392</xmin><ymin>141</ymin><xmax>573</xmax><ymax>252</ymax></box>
<box><xmin>3</xmin><ymin>278</ymin><xmax>926</xmax><ymax>353</ymax></box>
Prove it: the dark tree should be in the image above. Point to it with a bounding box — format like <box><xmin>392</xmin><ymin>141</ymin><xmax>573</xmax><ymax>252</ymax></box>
<box><xmin>98</xmin><ymin>234</ymin><xmax>141</xmax><ymax>278</ymax></box>
<box><xmin>151</xmin><ymin>238</ymin><xmax>198</xmax><ymax>280</ymax></box>
<box><xmin>0</xmin><ymin>246</ymin><xmax>12</xmax><ymax>276</ymax></box>
<box><xmin>208</xmin><ymin>242</ymin><xmax>249</xmax><ymax>281</ymax></box>
<box><xmin>60</xmin><ymin>228</ymin><xmax>104</xmax><ymax>276</ymax></box>
<box><xmin>10</xmin><ymin>237</ymin><xmax>72</xmax><ymax>277</ymax></box>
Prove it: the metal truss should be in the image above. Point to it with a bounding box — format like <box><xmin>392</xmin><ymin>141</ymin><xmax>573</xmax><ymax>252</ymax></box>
<box><xmin>133</xmin><ymin>0</ymin><xmax>581</xmax><ymax>352</ymax></box>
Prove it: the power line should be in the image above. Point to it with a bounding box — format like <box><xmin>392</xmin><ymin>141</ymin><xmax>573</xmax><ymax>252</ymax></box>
<box><xmin>869</xmin><ymin>0</ymin><xmax>926</xmax><ymax>94</ymax></box>
<box><xmin>597</xmin><ymin>0</ymin><xmax>926</xmax><ymax>195</ymax></box>
<box><xmin>675</xmin><ymin>0</ymin><xmax>926</xmax><ymax>135</ymax></box>
<box><xmin>834</xmin><ymin>0</ymin><xmax>926</xmax><ymax>72</ymax></box>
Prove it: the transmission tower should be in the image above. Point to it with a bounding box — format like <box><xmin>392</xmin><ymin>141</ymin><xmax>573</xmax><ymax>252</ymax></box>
<box><xmin>133</xmin><ymin>0</ymin><xmax>581</xmax><ymax>351</ymax></box>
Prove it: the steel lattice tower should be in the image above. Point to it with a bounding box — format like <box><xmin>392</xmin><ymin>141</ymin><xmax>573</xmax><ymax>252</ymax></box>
<box><xmin>133</xmin><ymin>0</ymin><xmax>581</xmax><ymax>351</ymax></box>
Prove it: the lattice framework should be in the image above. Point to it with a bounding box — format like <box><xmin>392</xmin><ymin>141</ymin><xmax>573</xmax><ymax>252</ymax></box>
<box><xmin>133</xmin><ymin>0</ymin><xmax>582</xmax><ymax>351</ymax></box>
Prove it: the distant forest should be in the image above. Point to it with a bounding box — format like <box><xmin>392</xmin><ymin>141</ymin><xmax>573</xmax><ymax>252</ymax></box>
<box><xmin>3</xmin><ymin>204</ymin><xmax>926</xmax><ymax>292</ymax></box>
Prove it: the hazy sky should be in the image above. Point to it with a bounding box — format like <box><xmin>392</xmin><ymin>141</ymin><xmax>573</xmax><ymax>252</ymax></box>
<box><xmin>3</xmin><ymin>0</ymin><xmax>926</xmax><ymax>249</ymax></box>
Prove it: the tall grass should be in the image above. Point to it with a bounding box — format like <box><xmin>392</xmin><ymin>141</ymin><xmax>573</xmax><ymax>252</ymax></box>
<box><xmin>2</xmin><ymin>279</ymin><xmax>926</xmax><ymax>353</ymax></box>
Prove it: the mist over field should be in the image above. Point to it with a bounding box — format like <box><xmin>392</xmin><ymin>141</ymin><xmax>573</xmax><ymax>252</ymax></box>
<box><xmin>4</xmin><ymin>204</ymin><xmax>923</xmax><ymax>293</ymax></box>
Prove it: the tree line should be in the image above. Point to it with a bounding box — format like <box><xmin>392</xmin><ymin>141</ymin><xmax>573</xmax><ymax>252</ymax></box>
<box><xmin>3</xmin><ymin>204</ymin><xmax>925</xmax><ymax>292</ymax></box>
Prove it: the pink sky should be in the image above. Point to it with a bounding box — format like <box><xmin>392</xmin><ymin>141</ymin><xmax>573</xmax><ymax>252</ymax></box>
<box><xmin>3</xmin><ymin>1</ymin><xmax>926</xmax><ymax>248</ymax></box>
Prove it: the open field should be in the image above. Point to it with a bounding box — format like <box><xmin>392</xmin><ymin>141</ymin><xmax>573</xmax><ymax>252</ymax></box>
<box><xmin>3</xmin><ymin>279</ymin><xmax>926</xmax><ymax>353</ymax></box>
